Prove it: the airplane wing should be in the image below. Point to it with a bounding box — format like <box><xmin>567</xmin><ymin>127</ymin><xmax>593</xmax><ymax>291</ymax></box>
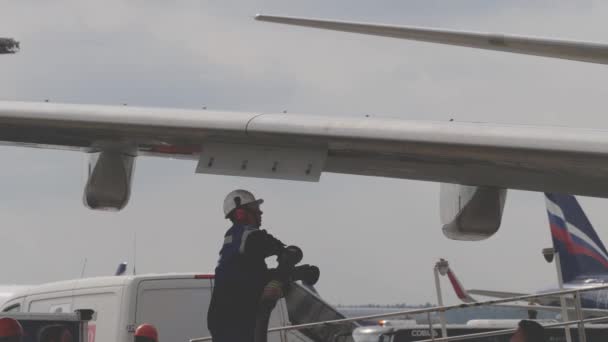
<box><xmin>441</xmin><ymin>261</ymin><xmax>546</xmax><ymax>306</ymax></box>
<box><xmin>254</xmin><ymin>15</ymin><xmax>608</xmax><ymax>65</ymax></box>
<box><xmin>459</xmin><ymin>288</ymin><xmax>603</xmax><ymax>316</ymax></box>
<box><xmin>493</xmin><ymin>303</ymin><xmax>608</xmax><ymax>317</ymax></box>
<box><xmin>468</xmin><ymin>289</ymin><xmax>581</xmax><ymax>309</ymax></box>
<box><xmin>3</xmin><ymin>100</ymin><xmax>608</xmax><ymax>212</ymax></box>
<box><xmin>446</xmin><ymin>272</ymin><xmax>606</xmax><ymax>316</ymax></box>
<box><xmin>254</xmin><ymin>15</ymin><xmax>608</xmax><ymax>240</ymax></box>
<box><xmin>442</xmin><ymin>264</ymin><xmax>531</xmax><ymax>303</ymax></box>
<box><xmin>468</xmin><ymin>290</ymin><xmax>529</xmax><ymax>299</ymax></box>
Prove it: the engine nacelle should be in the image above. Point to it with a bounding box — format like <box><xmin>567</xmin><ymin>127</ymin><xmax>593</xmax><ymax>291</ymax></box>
<box><xmin>440</xmin><ymin>184</ymin><xmax>507</xmax><ymax>241</ymax></box>
<box><xmin>84</xmin><ymin>151</ymin><xmax>135</xmax><ymax>211</ymax></box>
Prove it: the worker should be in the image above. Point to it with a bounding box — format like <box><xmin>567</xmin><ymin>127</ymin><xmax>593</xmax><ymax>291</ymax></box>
<box><xmin>0</xmin><ymin>318</ymin><xmax>22</xmax><ymax>342</ymax></box>
<box><xmin>510</xmin><ymin>320</ymin><xmax>546</xmax><ymax>342</ymax></box>
<box><xmin>134</xmin><ymin>324</ymin><xmax>158</xmax><ymax>342</ymax></box>
<box><xmin>207</xmin><ymin>189</ymin><xmax>288</xmax><ymax>342</ymax></box>
<box><xmin>37</xmin><ymin>325</ymin><xmax>73</xmax><ymax>342</ymax></box>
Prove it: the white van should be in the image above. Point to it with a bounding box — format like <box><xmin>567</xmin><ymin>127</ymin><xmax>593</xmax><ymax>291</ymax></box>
<box><xmin>0</xmin><ymin>273</ymin><xmax>354</xmax><ymax>342</ymax></box>
<box><xmin>0</xmin><ymin>273</ymin><xmax>293</xmax><ymax>342</ymax></box>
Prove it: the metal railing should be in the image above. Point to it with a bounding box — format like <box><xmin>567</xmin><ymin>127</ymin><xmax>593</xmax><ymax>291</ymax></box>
<box><xmin>189</xmin><ymin>284</ymin><xmax>608</xmax><ymax>342</ymax></box>
<box><xmin>414</xmin><ymin>314</ymin><xmax>608</xmax><ymax>342</ymax></box>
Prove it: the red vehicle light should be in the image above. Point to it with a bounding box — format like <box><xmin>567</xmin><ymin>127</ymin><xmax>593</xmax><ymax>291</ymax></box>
<box><xmin>194</xmin><ymin>274</ymin><xmax>215</xmax><ymax>279</ymax></box>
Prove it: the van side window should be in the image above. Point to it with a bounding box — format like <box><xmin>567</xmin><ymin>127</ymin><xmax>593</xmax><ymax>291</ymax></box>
<box><xmin>2</xmin><ymin>304</ymin><xmax>20</xmax><ymax>313</ymax></box>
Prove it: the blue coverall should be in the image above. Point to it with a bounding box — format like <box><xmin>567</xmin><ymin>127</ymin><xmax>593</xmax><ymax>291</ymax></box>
<box><xmin>207</xmin><ymin>224</ymin><xmax>284</xmax><ymax>342</ymax></box>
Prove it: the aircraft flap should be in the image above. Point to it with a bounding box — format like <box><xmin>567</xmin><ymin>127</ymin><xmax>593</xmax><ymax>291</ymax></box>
<box><xmin>196</xmin><ymin>142</ymin><xmax>327</xmax><ymax>182</ymax></box>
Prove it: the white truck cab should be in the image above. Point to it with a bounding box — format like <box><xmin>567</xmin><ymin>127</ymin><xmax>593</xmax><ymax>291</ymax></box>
<box><xmin>0</xmin><ymin>273</ymin><xmax>291</xmax><ymax>342</ymax></box>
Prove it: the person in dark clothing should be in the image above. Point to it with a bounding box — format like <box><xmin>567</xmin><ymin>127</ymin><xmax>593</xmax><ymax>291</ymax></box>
<box><xmin>207</xmin><ymin>189</ymin><xmax>286</xmax><ymax>342</ymax></box>
<box><xmin>510</xmin><ymin>320</ymin><xmax>546</xmax><ymax>342</ymax></box>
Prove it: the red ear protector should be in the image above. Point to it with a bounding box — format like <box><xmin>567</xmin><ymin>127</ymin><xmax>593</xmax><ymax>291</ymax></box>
<box><xmin>233</xmin><ymin>208</ymin><xmax>248</xmax><ymax>223</ymax></box>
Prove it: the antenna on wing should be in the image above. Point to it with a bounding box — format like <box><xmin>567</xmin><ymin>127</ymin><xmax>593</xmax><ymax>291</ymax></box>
<box><xmin>80</xmin><ymin>258</ymin><xmax>88</xmax><ymax>278</ymax></box>
<box><xmin>133</xmin><ymin>232</ymin><xmax>137</xmax><ymax>275</ymax></box>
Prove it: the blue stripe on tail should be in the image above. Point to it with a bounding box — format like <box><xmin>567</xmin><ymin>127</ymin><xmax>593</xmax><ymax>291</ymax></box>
<box><xmin>545</xmin><ymin>193</ymin><xmax>608</xmax><ymax>283</ymax></box>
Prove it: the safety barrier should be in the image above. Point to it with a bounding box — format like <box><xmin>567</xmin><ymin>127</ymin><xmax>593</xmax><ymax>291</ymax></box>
<box><xmin>189</xmin><ymin>284</ymin><xmax>608</xmax><ymax>342</ymax></box>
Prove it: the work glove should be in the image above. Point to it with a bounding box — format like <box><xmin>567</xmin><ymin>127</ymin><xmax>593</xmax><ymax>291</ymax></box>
<box><xmin>291</xmin><ymin>264</ymin><xmax>320</xmax><ymax>286</ymax></box>
<box><xmin>277</xmin><ymin>245</ymin><xmax>303</xmax><ymax>269</ymax></box>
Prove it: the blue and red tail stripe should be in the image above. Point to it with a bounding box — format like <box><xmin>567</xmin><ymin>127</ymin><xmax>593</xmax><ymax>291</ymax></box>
<box><xmin>547</xmin><ymin>211</ymin><xmax>608</xmax><ymax>268</ymax></box>
<box><xmin>545</xmin><ymin>193</ymin><xmax>608</xmax><ymax>283</ymax></box>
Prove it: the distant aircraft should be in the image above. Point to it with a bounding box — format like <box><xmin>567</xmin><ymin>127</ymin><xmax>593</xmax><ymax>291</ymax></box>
<box><xmin>3</xmin><ymin>15</ymin><xmax>608</xmax><ymax>242</ymax></box>
<box><xmin>114</xmin><ymin>262</ymin><xmax>127</xmax><ymax>276</ymax></box>
<box><xmin>446</xmin><ymin>193</ymin><xmax>608</xmax><ymax>312</ymax></box>
<box><xmin>0</xmin><ymin>38</ymin><xmax>19</xmax><ymax>54</ymax></box>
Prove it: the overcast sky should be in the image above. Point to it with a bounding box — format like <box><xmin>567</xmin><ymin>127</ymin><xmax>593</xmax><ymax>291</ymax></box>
<box><xmin>1</xmin><ymin>0</ymin><xmax>608</xmax><ymax>306</ymax></box>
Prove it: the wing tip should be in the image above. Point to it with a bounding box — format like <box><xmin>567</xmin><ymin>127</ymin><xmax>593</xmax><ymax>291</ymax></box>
<box><xmin>254</xmin><ymin>14</ymin><xmax>274</xmax><ymax>21</ymax></box>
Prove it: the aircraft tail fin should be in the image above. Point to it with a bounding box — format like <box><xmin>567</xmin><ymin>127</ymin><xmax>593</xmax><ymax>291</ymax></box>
<box><xmin>545</xmin><ymin>193</ymin><xmax>608</xmax><ymax>283</ymax></box>
<box><xmin>114</xmin><ymin>262</ymin><xmax>127</xmax><ymax>276</ymax></box>
<box><xmin>441</xmin><ymin>262</ymin><xmax>477</xmax><ymax>303</ymax></box>
<box><xmin>447</xmin><ymin>268</ymin><xmax>477</xmax><ymax>303</ymax></box>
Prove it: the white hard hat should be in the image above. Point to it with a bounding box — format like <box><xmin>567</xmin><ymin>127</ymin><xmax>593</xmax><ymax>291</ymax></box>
<box><xmin>223</xmin><ymin>189</ymin><xmax>264</xmax><ymax>218</ymax></box>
